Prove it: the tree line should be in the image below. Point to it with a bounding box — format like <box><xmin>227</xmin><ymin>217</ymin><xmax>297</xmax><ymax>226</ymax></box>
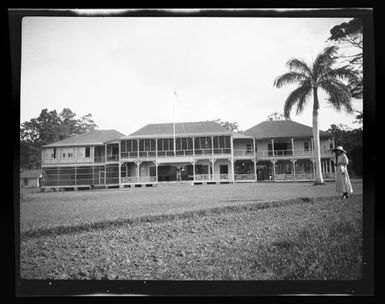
<box><xmin>20</xmin><ymin>108</ymin><xmax>98</xmax><ymax>170</ymax></box>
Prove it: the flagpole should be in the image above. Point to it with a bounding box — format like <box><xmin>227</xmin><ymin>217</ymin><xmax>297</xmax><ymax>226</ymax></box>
<box><xmin>173</xmin><ymin>91</ymin><xmax>177</xmax><ymax>156</ymax></box>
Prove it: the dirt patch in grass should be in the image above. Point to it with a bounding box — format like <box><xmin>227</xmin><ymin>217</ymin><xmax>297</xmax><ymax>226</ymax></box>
<box><xmin>20</xmin><ymin>195</ymin><xmax>362</xmax><ymax>280</ymax></box>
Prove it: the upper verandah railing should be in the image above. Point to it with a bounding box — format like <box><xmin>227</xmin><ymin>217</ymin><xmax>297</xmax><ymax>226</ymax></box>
<box><xmin>256</xmin><ymin>149</ymin><xmax>333</xmax><ymax>158</ymax></box>
<box><xmin>120</xmin><ymin>148</ymin><xmax>233</xmax><ymax>160</ymax></box>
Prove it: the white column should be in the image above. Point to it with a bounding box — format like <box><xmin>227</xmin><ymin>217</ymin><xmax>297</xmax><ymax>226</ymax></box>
<box><xmin>230</xmin><ymin>136</ymin><xmax>235</xmax><ymax>182</ymax></box>
<box><xmin>137</xmin><ymin>139</ymin><xmax>140</xmax><ymax>158</ymax></box>
<box><xmin>271</xmin><ymin>139</ymin><xmax>275</xmax><ymax>156</ymax></box>
<box><xmin>211</xmin><ymin>136</ymin><xmax>214</xmax><ymax>155</ymax></box>
<box><xmin>272</xmin><ymin>160</ymin><xmax>276</xmax><ymax>180</ymax></box>
<box><xmin>291</xmin><ymin>138</ymin><xmax>295</xmax><ymax>156</ymax></box>
<box><xmin>211</xmin><ymin>159</ymin><xmax>215</xmax><ymax>180</ymax></box>
<box><xmin>192</xmin><ymin>137</ymin><xmax>195</xmax><ymax>156</ymax></box>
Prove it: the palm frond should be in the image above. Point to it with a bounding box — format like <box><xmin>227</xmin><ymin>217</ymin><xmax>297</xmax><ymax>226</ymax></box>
<box><xmin>286</xmin><ymin>58</ymin><xmax>313</xmax><ymax>77</ymax></box>
<box><xmin>312</xmin><ymin>46</ymin><xmax>339</xmax><ymax>78</ymax></box>
<box><xmin>283</xmin><ymin>81</ymin><xmax>312</xmax><ymax>118</ymax></box>
<box><xmin>319</xmin><ymin>79</ymin><xmax>353</xmax><ymax>113</ymax></box>
<box><xmin>317</xmin><ymin>66</ymin><xmax>358</xmax><ymax>84</ymax></box>
<box><xmin>273</xmin><ymin>72</ymin><xmax>308</xmax><ymax>88</ymax></box>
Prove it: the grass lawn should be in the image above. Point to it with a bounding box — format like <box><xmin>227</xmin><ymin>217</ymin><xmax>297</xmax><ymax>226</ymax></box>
<box><xmin>19</xmin><ymin>180</ymin><xmax>362</xmax><ymax>233</ymax></box>
<box><xmin>20</xmin><ymin>194</ymin><xmax>362</xmax><ymax>280</ymax></box>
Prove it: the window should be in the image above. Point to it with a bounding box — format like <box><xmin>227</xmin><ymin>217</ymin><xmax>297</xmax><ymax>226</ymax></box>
<box><xmin>225</xmin><ymin>136</ymin><xmax>230</xmax><ymax>148</ymax></box>
<box><xmin>219</xmin><ymin>136</ymin><xmax>225</xmax><ymax>148</ymax></box>
<box><xmin>139</xmin><ymin>140</ymin><xmax>145</xmax><ymax>151</ymax></box>
<box><xmin>246</xmin><ymin>144</ymin><xmax>252</xmax><ymax>152</ymax></box>
<box><xmin>62</xmin><ymin>153</ymin><xmax>66</xmax><ymax>158</ymax></box>
<box><xmin>52</xmin><ymin>148</ymin><xmax>56</xmax><ymax>159</ymax></box>
<box><xmin>304</xmin><ymin>142</ymin><xmax>310</xmax><ymax>151</ymax></box>
<box><xmin>68</xmin><ymin>153</ymin><xmax>73</xmax><ymax>158</ymax></box>
<box><xmin>85</xmin><ymin>147</ymin><xmax>90</xmax><ymax>158</ymax></box>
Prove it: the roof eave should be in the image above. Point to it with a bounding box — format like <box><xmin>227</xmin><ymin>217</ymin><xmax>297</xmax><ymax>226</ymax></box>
<box><xmin>42</xmin><ymin>142</ymin><xmax>106</xmax><ymax>148</ymax></box>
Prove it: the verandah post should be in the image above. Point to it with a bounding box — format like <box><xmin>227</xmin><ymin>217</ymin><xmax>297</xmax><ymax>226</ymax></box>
<box><xmin>230</xmin><ymin>136</ymin><xmax>235</xmax><ymax>182</ymax></box>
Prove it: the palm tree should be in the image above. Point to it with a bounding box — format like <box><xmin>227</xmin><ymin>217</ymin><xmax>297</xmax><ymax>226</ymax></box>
<box><xmin>273</xmin><ymin>46</ymin><xmax>357</xmax><ymax>184</ymax></box>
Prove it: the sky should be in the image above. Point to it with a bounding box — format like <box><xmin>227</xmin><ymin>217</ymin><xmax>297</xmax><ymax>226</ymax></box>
<box><xmin>21</xmin><ymin>15</ymin><xmax>362</xmax><ymax>135</ymax></box>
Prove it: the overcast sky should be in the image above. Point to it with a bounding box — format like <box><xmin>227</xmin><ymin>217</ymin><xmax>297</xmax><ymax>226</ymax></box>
<box><xmin>21</xmin><ymin>16</ymin><xmax>362</xmax><ymax>135</ymax></box>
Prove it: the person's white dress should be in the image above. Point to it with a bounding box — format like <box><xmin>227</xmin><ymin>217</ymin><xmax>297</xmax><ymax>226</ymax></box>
<box><xmin>336</xmin><ymin>153</ymin><xmax>353</xmax><ymax>194</ymax></box>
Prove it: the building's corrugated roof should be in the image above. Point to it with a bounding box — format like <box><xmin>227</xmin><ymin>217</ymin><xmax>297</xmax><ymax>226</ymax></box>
<box><xmin>42</xmin><ymin>130</ymin><xmax>125</xmax><ymax>148</ymax></box>
<box><xmin>20</xmin><ymin>169</ymin><xmax>42</xmax><ymax>178</ymax></box>
<box><xmin>243</xmin><ymin>120</ymin><xmax>330</xmax><ymax>139</ymax></box>
<box><xmin>126</xmin><ymin>121</ymin><xmax>232</xmax><ymax>138</ymax></box>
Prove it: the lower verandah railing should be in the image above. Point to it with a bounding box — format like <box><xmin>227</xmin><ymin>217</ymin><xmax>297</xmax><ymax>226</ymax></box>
<box><xmin>41</xmin><ymin>171</ymin><xmax>335</xmax><ymax>187</ymax></box>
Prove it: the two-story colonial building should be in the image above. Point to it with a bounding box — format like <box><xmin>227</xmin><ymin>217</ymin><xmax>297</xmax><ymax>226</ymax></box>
<box><xmin>40</xmin><ymin>120</ymin><xmax>335</xmax><ymax>190</ymax></box>
<box><xmin>243</xmin><ymin>120</ymin><xmax>336</xmax><ymax>181</ymax></box>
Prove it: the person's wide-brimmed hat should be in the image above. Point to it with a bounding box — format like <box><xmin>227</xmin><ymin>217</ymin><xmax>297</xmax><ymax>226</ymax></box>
<box><xmin>333</xmin><ymin>146</ymin><xmax>347</xmax><ymax>154</ymax></box>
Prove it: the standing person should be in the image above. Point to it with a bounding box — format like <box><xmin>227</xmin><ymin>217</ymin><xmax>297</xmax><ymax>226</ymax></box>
<box><xmin>333</xmin><ymin>146</ymin><xmax>353</xmax><ymax>199</ymax></box>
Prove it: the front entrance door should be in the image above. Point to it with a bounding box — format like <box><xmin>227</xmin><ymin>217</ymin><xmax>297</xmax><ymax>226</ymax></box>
<box><xmin>219</xmin><ymin>165</ymin><xmax>228</xmax><ymax>174</ymax></box>
<box><xmin>158</xmin><ymin>165</ymin><xmax>177</xmax><ymax>181</ymax></box>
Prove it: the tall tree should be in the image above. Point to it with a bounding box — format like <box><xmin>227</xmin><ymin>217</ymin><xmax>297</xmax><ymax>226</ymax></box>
<box><xmin>328</xmin><ymin>18</ymin><xmax>363</xmax><ymax>102</ymax></box>
<box><xmin>274</xmin><ymin>46</ymin><xmax>357</xmax><ymax>184</ymax></box>
<box><xmin>20</xmin><ymin>108</ymin><xmax>98</xmax><ymax>170</ymax></box>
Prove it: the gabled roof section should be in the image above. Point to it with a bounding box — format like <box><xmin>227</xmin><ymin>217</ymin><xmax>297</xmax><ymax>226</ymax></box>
<box><xmin>20</xmin><ymin>169</ymin><xmax>42</xmax><ymax>178</ymax></box>
<box><xmin>243</xmin><ymin>120</ymin><xmax>330</xmax><ymax>139</ymax></box>
<box><xmin>42</xmin><ymin>130</ymin><xmax>125</xmax><ymax>148</ymax></box>
<box><xmin>126</xmin><ymin>121</ymin><xmax>232</xmax><ymax>138</ymax></box>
